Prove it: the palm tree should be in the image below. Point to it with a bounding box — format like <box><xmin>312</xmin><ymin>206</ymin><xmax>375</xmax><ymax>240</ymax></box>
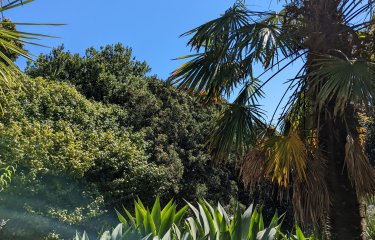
<box><xmin>169</xmin><ymin>0</ymin><xmax>375</xmax><ymax>239</ymax></box>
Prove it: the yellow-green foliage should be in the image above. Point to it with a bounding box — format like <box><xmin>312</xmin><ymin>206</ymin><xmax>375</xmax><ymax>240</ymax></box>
<box><xmin>0</xmin><ymin>77</ymin><xmax>168</xmax><ymax>238</ymax></box>
<box><xmin>25</xmin><ymin>44</ymin><xmax>242</xmax><ymax>206</ymax></box>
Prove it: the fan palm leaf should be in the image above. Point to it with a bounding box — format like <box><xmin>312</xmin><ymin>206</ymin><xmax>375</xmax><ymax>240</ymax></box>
<box><xmin>265</xmin><ymin>131</ymin><xmax>307</xmax><ymax>187</ymax></box>
<box><xmin>208</xmin><ymin>79</ymin><xmax>265</xmax><ymax>161</ymax></box>
<box><xmin>292</xmin><ymin>152</ymin><xmax>329</xmax><ymax>226</ymax></box>
<box><xmin>308</xmin><ymin>54</ymin><xmax>375</xmax><ymax>117</ymax></box>
<box><xmin>345</xmin><ymin>133</ymin><xmax>375</xmax><ymax>196</ymax></box>
<box><xmin>169</xmin><ymin>2</ymin><xmax>297</xmax><ymax>102</ymax></box>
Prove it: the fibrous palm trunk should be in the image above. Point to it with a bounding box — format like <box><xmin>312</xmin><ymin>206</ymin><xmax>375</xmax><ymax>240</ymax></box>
<box><xmin>304</xmin><ymin>1</ymin><xmax>365</xmax><ymax>238</ymax></box>
<box><xmin>320</xmin><ymin>116</ymin><xmax>364</xmax><ymax>239</ymax></box>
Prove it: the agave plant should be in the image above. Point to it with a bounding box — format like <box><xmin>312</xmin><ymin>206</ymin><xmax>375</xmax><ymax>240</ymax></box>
<box><xmin>278</xmin><ymin>226</ymin><xmax>320</xmax><ymax>240</ymax></box>
<box><xmin>74</xmin><ymin>198</ymin><xmax>317</xmax><ymax>240</ymax></box>
<box><xmin>116</xmin><ymin>197</ymin><xmax>188</xmax><ymax>239</ymax></box>
<box><xmin>74</xmin><ymin>199</ymin><xmax>281</xmax><ymax>240</ymax></box>
<box><xmin>179</xmin><ymin>200</ymin><xmax>279</xmax><ymax>240</ymax></box>
<box><xmin>75</xmin><ymin>197</ymin><xmax>188</xmax><ymax>240</ymax></box>
<box><xmin>74</xmin><ymin>223</ymin><xmax>153</xmax><ymax>240</ymax></box>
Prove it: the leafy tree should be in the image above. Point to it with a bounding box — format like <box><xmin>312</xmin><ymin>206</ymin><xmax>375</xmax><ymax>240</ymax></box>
<box><xmin>169</xmin><ymin>1</ymin><xmax>375</xmax><ymax>239</ymax></box>
<box><xmin>25</xmin><ymin>44</ymin><xmax>243</xmax><ymax>206</ymax></box>
<box><xmin>26</xmin><ymin>44</ymin><xmax>150</xmax><ymax>101</ymax></box>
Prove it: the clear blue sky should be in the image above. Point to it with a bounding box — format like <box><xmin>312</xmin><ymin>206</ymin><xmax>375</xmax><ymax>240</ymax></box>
<box><xmin>5</xmin><ymin>0</ymin><xmax>301</xmax><ymax>122</ymax></box>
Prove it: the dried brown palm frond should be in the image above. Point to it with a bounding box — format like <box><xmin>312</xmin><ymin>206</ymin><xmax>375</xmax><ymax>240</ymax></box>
<box><xmin>345</xmin><ymin>134</ymin><xmax>375</xmax><ymax>196</ymax></box>
<box><xmin>293</xmin><ymin>152</ymin><xmax>330</xmax><ymax>226</ymax></box>
<box><xmin>241</xmin><ymin>142</ymin><xmax>267</xmax><ymax>190</ymax></box>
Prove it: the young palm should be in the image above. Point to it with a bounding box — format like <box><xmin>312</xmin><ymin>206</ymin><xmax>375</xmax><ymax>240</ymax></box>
<box><xmin>170</xmin><ymin>1</ymin><xmax>375</xmax><ymax>239</ymax></box>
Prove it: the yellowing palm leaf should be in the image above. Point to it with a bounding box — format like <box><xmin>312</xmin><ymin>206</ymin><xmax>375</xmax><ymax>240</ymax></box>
<box><xmin>265</xmin><ymin>131</ymin><xmax>307</xmax><ymax>187</ymax></box>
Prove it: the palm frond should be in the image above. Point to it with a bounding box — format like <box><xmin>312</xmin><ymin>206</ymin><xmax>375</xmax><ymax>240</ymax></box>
<box><xmin>341</xmin><ymin>0</ymin><xmax>375</xmax><ymax>26</ymax></box>
<box><xmin>182</xmin><ymin>1</ymin><xmax>249</xmax><ymax>51</ymax></box>
<box><xmin>208</xmin><ymin>81</ymin><xmax>265</xmax><ymax>162</ymax></box>
<box><xmin>309</xmin><ymin>55</ymin><xmax>375</xmax><ymax>117</ymax></box>
<box><xmin>241</xmin><ymin>135</ymin><xmax>268</xmax><ymax>190</ymax></box>
<box><xmin>233</xmin><ymin>9</ymin><xmax>297</xmax><ymax>69</ymax></box>
<box><xmin>209</xmin><ymin>102</ymin><xmax>265</xmax><ymax>162</ymax></box>
<box><xmin>169</xmin><ymin>2</ymin><xmax>299</xmax><ymax>102</ymax></box>
<box><xmin>0</xmin><ymin>1</ymin><xmax>61</xmax><ymax>112</ymax></box>
<box><xmin>293</xmin><ymin>152</ymin><xmax>329</xmax><ymax>226</ymax></box>
<box><xmin>345</xmin><ymin>133</ymin><xmax>375</xmax><ymax>196</ymax></box>
<box><xmin>0</xmin><ymin>0</ymin><xmax>34</xmax><ymax>12</ymax></box>
<box><xmin>170</xmin><ymin>51</ymin><xmax>246</xmax><ymax>100</ymax></box>
<box><xmin>265</xmin><ymin>131</ymin><xmax>307</xmax><ymax>187</ymax></box>
<box><xmin>242</xmin><ymin>127</ymin><xmax>308</xmax><ymax>190</ymax></box>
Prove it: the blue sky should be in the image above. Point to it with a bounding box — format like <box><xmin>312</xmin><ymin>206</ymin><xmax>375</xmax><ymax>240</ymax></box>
<box><xmin>5</xmin><ymin>0</ymin><xmax>301</xmax><ymax>121</ymax></box>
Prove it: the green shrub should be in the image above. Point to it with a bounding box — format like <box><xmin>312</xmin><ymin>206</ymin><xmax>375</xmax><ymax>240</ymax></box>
<box><xmin>0</xmin><ymin>78</ymin><xmax>169</xmax><ymax>238</ymax></box>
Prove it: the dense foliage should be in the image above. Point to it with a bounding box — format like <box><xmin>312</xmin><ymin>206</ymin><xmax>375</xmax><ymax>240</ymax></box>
<box><xmin>0</xmin><ymin>77</ymin><xmax>169</xmax><ymax>238</ymax></box>
<box><xmin>0</xmin><ymin>44</ymin><xmax>252</xmax><ymax>238</ymax></box>
<box><xmin>25</xmin><ymin>43</ymin><xmax>242</xmax><ymax>205</ymax></box>
<box><xmin>26</xmin><ymin>44</ymin><xmax>150</xmax><ymax>102</ymax></box>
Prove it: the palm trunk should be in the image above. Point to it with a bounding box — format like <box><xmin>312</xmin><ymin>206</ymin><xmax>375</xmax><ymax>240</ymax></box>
<box><xmin>319</xmin><ymin>117</ymin><xmax>364</xmax><ymax>239</ymax></box>
<box><xmin>304</xmin><ymin>1</ymin><xmax>366</xmax><ymax>238</ymax></box>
